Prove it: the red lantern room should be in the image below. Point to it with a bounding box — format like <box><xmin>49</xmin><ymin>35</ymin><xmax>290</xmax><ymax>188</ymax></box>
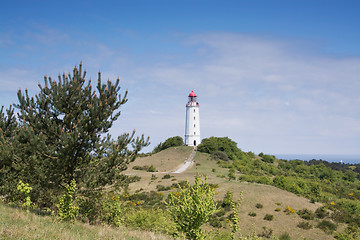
<box><xmin>188</xmin><ymin>90</ymin><xmax>197</xmax><ymax>102</ymax></box>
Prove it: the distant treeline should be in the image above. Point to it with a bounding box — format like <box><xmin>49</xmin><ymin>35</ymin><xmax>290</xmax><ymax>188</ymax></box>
<box><xmin>305</xmin><ymin>159</ymin><xmax>360</xmax><ymax>180</ymax></box>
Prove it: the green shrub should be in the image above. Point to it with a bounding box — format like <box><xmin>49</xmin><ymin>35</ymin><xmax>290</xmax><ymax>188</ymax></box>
<box><xmin>279</xmin><ymin>232</ymin><xmax>291</xmax><ymax>240</ymax></box>
<box><xmin>315</xmin><ymin>206</ymin><xmax>329</xmax><ymax>219</ymax></box>
<box><xmin>275</xmin><ymin>208</ymin><xmax>281</xmax><ymax>212</ymax></box>
<box><xmin>211</xmin><ymin>151</ymin><xmax>229</xmax><ymax>161</ymax></box>
<box><xmin>208</xmin><ymin>215</ymin><xmax>223</xmax><ymax>228</ymax></box>
<box><xmin>57</xmin><ymin>180</ymin><xmax>78</xmax><ymax>222</ymax></box>
<box><xmin>162</xmin><ymin>174</ymin><xmax>173</xmax><ymax>179</ymax></box>
<box><xmin>148</xmin><ymin>165</ymin><xmax>157</xmax><ymax>172</ymax></box>
<box><xmin>248</xmin><ymin>212</ymin><xmax>256</xmax><ymax>217</ymax></box>
<box><xmin>156</xmin><ymin>185</ymin><xmax>171</xmax><ymax>192</ymax></box>
<box><xmin>297</xmin><ymin>221</ymin><xmax>313</xmax><ymax>230</ymax></box>
<box><xmin>166</xmin><ymin>175</ymin><xmax>217</xmax><ymax>240</ymax></box>
<box><xmin>153</xmin><ymin>136</ymin><xmax>183</xmax><ymax>153</ymax></box>
<box><xmin>264</xmin><ymin>214</ymin><xmax>274</xmax><ymax>221</ymax></box>
<box><xmin>317</xmin><ymin>220</ymin><xmax>337</xmax><ymax>233</ymax></box>
<box><xmin>297</xmin><ymin>208</ymin><xmax>315</xmax><ymax>220</ymax></box>
<box><xmin>101</xmin><ymin>193</ymin><xmax>123</xmax><ymax>226</ymax></box>
<box><xmin>124</xmin><ymin>207</ymin><xmax>176</xmax><ymax>235</ymax></box>
<box><xmin>255</xmin><ymin>203</ymin><xmax>263</xmax><ymax>209</ymax></box>
<box><xmin>16</xmin><ymin>180</ymin><xmax>32</xmax><ymax>210</ymax></box>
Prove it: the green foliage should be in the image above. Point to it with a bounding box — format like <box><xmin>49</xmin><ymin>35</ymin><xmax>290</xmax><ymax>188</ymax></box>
<box><xmin>248</xmin><ymin>212</ymin><xmax>256</xmax><ymax>217</ymax></box>
<box><xmin>255</xmin><ymin>203</ymin><xmax>263</xmax><ymax>209</ymax></box>
<box><xmin>166</xmin><ymin>174</ymin><xmax>217</xmax><ymax>240</ymax></box>
<box><xmin>156</xmin><ymin>185</ymin><xmax>172</xmax><ymax>191</ymax></box>
<box><xmin>57</xmin><ymin>180</ymin><xmax>78</xmax><ymax>222</ymax></box>
<box><xmin>16</xmin><ymin>180</ymin><xmax>32</xmax><ymax>210</ymax></box>
<box><xmin>315</xmin><ymin>206</ymin><xmax>329</xmax><ymax>219</ymax></box>
<box><xmin>258</xmin><ymin>152</ymin><xmax>275</xmax><ymax>163</ymax></box>
<box><xmin>123</xmin><ymin>207</ymin><xmax>177</xmax><ymax>235</ymax></box>
<box><xmin>1</xmin><ymin>63</ymin><xmax>149</xmax><ymax>207</ymax></box>
<box><xmin>162</xmin><ymin>174</ymin><xmax>173</xmax><ymax>179</ymax></box>
<box><xmin>278</xmin><ymin>232</ymin><xmax>291</xmax><ymax>240</ymax></box>
<box><xmin>317</xmin><ymin>219</ymin><xmax>337</xmax><ymax>234</ymax></box>
<box><xmin>197</xmin><ymin>137</ymin><xmax>247</xmax><ymax>160</ymax></box>
<box><xmin>228</xmin><ymin>192</ymin><xmax>241</xmax><ymax>240</ymax></box>
<box><xmin>297</xmin><ymin>221</ymin><xmax>313</xmax><ymax>230</ymax></box>
<box><xmin>101</xmin><ymin>193</ymin><xmax>123</xmax><ymax>226</ymax></box>
<box><xmin>148</xmin><ymin>164</ymin><xmax>157</xmax><ymax>172</ymax></box>
<box><xmin>296</xmin><ymin>208</ymin><xmax>315</xmax><ymax>220</ymax></box>
<box><xmin>153</xmin><ymin>136</ymin><xmax>183</xmax><ymax>153</ymax></box>
<box><xmin>211</xmin><ymin>151</ymin><xmax>229</xmax><ymax>161</ymax></box>
<box><xmin>264</xmin><ymin>214</ymin><xmax>274</xmax><ymax>221</ymax></box>
<box><xmin>228</xmin><ymin>168</ymin><xmax>236</xmax><ymax>181</ymax></box>
<box><xmin>334</xmin><ymin>223</ymin><xmax>360</xmax><ymax>240</ymax></box>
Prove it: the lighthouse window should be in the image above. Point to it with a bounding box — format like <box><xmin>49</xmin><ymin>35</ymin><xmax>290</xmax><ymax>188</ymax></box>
<box><xmin>194</xmin><ymin>109</ymin><xmax>195</xmax><ymax>113</ymax></box>
<box><xmin>194</xmin><ymin>132</ymin><xmax>196</xmax><ymax>135</ymax></box>
<box><xmin>194</xmin><ymin>116</ymin><xmax>195</xmax><ymax>120</ymax></box>
<box><xmin>194</xmin><ymin>124</ymin><xmax>196</xmax><ymax>127</ymax></box>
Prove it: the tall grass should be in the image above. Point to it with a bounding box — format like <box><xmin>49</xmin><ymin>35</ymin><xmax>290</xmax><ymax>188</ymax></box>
<box><xmin>0</xmin><ymin>203</ymin><xmax>171</xmax><ymax>240</ymax></box>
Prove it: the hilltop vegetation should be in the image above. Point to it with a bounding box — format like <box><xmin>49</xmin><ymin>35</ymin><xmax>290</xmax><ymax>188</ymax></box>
<box><xmin>197</xmin><ymin>137</ymin><xmax>360</xmax><ymax>239</ymax></box>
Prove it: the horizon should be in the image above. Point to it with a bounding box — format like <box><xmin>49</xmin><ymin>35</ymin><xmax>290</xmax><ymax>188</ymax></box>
<box><xmin>1</xmin><ymin>1</ymin><xmax>359</xmax><ymax>156</ymax></box>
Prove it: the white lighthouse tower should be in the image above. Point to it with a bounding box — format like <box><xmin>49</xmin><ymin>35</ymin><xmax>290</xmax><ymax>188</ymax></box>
<box><xmin>185</xmin><ymin>90</ymin><xmax>200</xmax><ymax>146</ymax></box>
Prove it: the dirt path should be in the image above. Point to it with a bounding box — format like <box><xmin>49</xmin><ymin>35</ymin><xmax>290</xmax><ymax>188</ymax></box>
<box><xmin>172</xmin><ymin>147</ymin><xmax>196</xmax><ymax>173</ymax></box>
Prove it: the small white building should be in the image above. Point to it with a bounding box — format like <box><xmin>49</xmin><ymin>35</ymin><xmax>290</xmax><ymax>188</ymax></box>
<box><xmin>185</xmin><ymin>90</ymin><xmax>200</xmax><ymax>146</ymax></box>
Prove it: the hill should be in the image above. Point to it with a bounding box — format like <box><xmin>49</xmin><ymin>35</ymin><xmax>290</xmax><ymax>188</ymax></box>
<box><xmin>1</xmin><ymin>145</ymin><xmax>358</xmax><ymax>239</ymax></box>
<box><xmin>124</xmin><ymin>146</ymin><xmax>347</xmax><ymax>240</ymax></box>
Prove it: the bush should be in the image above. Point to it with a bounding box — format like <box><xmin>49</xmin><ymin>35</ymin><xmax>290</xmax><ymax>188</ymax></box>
<box><xmin>124</xmin><ymin>207</ymin><xmax>176</xmax><ymax>235</ymax></box>
<box><xmin>162</xmin><ymin>174</ymin><xmax>173</xmax><ymax>179</ymax></box>
<box><xmin>275</xmin><ymin>208</ymin><xmax>281</xmax><ymax>212</ymax></box>
<box><xmin>57</xmin><ymin>180</ymin><xmax>78</xmax><ymax>222</ymax></box>
<box><xmin>153</xmin><ymin>136</ymin><xmax>183</xmax><ymax>153</ymax></box>
<box><xmin>255</xmin><ymin>203</ymin><xmax>263</xmax><ymax>209</ymax></box>
<box><xmin>297</xmin><ymin>221</ymin><xmax>313</xmax><ymax>230</ymax></box>
<box><xmin>284</xmin><ymin>205</ymin><xmax>296</xmax><ymax>214</ymax></box>
<box><xmin>264</xmin><ymin>214</ymin><xmax>274</xmax><ymax>221</ymax></box>
<box><xmin>166</xmin><ymin>175</ymin><xmax>217</xmax><ymax>240</ymax></box>
<box><xmin>297</xmin><ymin>208</ymin><xmax>315</xmax><ymax>220</ymax></box>
<box><xmin>147</xmin><ymin>165</ymin><xmax>157</xmax><ymax>172</ymax></box>
<box><xmin>317</xmin><ymin>220</ymin><xmax>337</xmax><ymax>233</ymax></box>
<box><xmin>211</xmin><ymin>151</ymin><xmax>229</xmax><ymax>161</ymax></box>
<box><xmin>156</xmin><ymin>185</ymin><xmax>171</xmax><ymax>191</ymax></box>
<box><xmin>315</xmin><ymin>206</ymin><xmax>329</xmax><ymax>219</ymax></box>
<box><xmin>248</xmin><ymin>212</ymin><xmax>256</xmax><ymax>217</ymax></box>
<box><xmin>279</xmin><ymin>232</ymin><xmax>291</xmax><ymax>240</ymax></box>
<box><xmin>101</xmin><ymin>193</ymin><xmax>123</xmax><ymax>226</ymax></box>
<box><xmin>259</xmin><ymin>152</ymin><xmax>276</xmax><ymax>163</ymax></box>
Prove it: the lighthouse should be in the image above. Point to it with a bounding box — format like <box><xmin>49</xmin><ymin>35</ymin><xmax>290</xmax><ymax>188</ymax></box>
<box><xmin>185</xmin><ymin>90</ymin><xmax>200</xmax><ymax>146</ymax></box>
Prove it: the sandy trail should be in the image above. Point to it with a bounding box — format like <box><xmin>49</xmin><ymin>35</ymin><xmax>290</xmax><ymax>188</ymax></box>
<box><xmin>172</xmin><ymin>148</ymin><xmax>196</xmax><ymax>173</ymax></box>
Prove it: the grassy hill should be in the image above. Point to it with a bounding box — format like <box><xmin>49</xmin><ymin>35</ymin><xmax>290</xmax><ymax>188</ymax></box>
<box><xmin>2</xmin><ymin>146</ymin><xmax>357</xmax><ymax>239</ymax></box>
<box><xmin>124</xmin><ymin>146</ymin><xmax>342</xmax><ymax>240</ymax></box>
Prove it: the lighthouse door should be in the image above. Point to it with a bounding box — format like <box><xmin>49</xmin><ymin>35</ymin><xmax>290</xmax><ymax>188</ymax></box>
<box><xmin>194</xmin><ymin>140</ymin><xmax>196</xmax><ymax>146</ymax></box>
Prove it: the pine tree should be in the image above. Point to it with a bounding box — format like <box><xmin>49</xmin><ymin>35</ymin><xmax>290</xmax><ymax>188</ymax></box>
<box><xmin>11</xmin><ymin>62</ymin><xmax>149</xmax><ymax>204</ymax></box>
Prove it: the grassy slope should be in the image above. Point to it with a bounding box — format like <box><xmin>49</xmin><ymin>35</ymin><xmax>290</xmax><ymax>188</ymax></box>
<box><xmin>0</xmin><ymin>203</ymin><xmax>170</xmax><ymax>240</ymax></box>
<box><xmin>1</xmin><ymin>147</ymin><xmax>343</xmax><ymax>239</ymax></box>
<box><xmin>126</xmin><ymin>147</ymin><xmax>342</xmax><ymax>240</ymax></box>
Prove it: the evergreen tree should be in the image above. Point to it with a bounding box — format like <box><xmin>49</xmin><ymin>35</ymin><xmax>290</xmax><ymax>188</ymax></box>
<box><xmin>2</xmin><ymin>63</ymin><xmax>149</xmax><ymax>205</ymax></box>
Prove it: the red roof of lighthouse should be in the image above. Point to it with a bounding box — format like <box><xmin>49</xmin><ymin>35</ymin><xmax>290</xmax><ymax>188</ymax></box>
<box><xmin>188</xmin><ymin>90</ymin><xmax>197</xmax><ymax>97</ymax></box>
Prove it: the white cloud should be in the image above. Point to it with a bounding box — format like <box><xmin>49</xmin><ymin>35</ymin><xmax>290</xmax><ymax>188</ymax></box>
<box><xmin>123</xmin><ymin>32</ymin><xmax>360</xmax><ymax>154</ymax></box>
<box><xmin>1</xmin><ymin>29</ymin><xmax>359</xmax><ymax>154</ymax></box>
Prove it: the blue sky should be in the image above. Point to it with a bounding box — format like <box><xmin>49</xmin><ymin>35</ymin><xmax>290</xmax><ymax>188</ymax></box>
<box><xmin>1</xmin><ymin>0</ymin><xmax>359</xmax><ymax>155</ymax></box>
